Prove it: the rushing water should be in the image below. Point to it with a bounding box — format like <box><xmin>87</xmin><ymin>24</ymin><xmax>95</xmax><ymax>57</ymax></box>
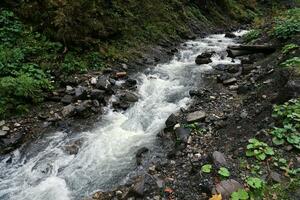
<box><xmin>0</xmin><ymin>31</ymin><xmax>247</xmax><ymax>200</ymax></box>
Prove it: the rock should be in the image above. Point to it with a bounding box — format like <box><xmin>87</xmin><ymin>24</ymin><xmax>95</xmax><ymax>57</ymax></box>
<box><xmin>270</xmin><ymin>171</ymin><xmax>282</xmax><ymax>183</ymax></box>
<box><xmin>187</xmin><ymin>111</ymin><xmax>206</xmax><ymax>123</ymax></box>
<box><xmin>0</xmin><ymin>130</ymin><xmax>7</xmax><ymax>137</ymax></box>
<box><xmin>136</xmin><ymin>147</ymin><xmax>149</xmax><ymax>166</ymax></box>
<box><xmin>240</xmin><ymin>110</ymin><xmax>248</xmax><ymax>119</ymax></box>
<box><xmin>65</xmin><ymin>140</ymin><xmax>82</xmax><ymax>155</ymax></box>
<box><xmin>174</xmin><ymin>127</ymin><xmax>191</xmax><ymax>143</ymax></box>
<box><xmin>130</xmin><ymin>177</ymin><xmax>145</xmax><ymax>197</ymax></box>
<box><xmin>229</xmin><ymin>85</ymin><xmax>239</xmax><ymax>90</ymax></box>
<box><xmin>212</xmin><ymin>179</ymin><xmax>243</xmax><ymax>199</ymax></box>
<box><xmin>66</xmin><ymin>85</ymin><xmax>73</xmax><ymax>92</ymax></box>
<box><xmin>96</xmin><ymin>75</ymin><xmax>112</xmax><ymax>91</ymax></box>
<box><xmin>217</xmin><ymin>73</ymin><xmax>232</xmax><ymax>83</ymax></box>
<box><xmin>195</xmin><ymin>57</ymin><xmax>212</xmax><ymax>65</ymax></box>
<box><xmin>223</xmin><ymin>77</ymin><xmax>237</xmax><ymax>85</ymax></box>
<box><xmin>74</xmin><ymin>86</ymin><xmax>88</xmax><ymax>99</ymax></box>
<box><xmin>90</xmin><ymin>77</ymin><xmax>97</xmax><ymax>85</ymax></box>
<box><xmin>14</xmin><ymin>123</ymin><xmax>21</xmax><ymax>127</ymax></box>
<box><xmin>75</xmin><ymin>100</ymin><xmax>92</xmax><ymax>116</ymax></box>
<box><xmin>225</xmin><ymin>32</ymin><xmax>236</xmax><ymax>38</ymax></box>
<box><xmin>189</xmin><ymin>89</ymin><xmax>209</xmax><ymax>98</ymax></box>
<box><xmin>165</xmin><ymin>114</ymin><xmax>178</xmax><ymax>128</ymax></box>
<box><xmin>91</xmin><ymin>89</ymin><xmax>105</xmax><ymax>101</ymax></box>
<box><xmin>2</xmin><ymin>126</ymin><xmax>10</xmax><ymax>131</ymax></box>
<box><xmin>213</xmin><ymin>64</ymin><xmax>229</xmax><ymax>71</ymax></box>
<box><xmin>0</xmin><ymin>120</ymin><xmax>5</xmax><ymax>127</ymax></box>
<box><xmin>61</xmin><ymin>95</ymin><xmax>74</xmax><ymax>105</ymax></box>
<box><xmin>0</xmin><ymin>131</ymin><xmax>24</xmax><ymax>152</ymax></box>
<box><xmin>62</xmin><ymin>104</ymin><xmax>76</xmax><ymax>117</ymax></box>
<box><xmin>120</xmin><ymin>91</ymin><xmax>138</xmax><ymax>102</ymax></box>
<box><xmin>212</xmin><ymin>151</ymin><xmax>228</xmax><ymax>167</ymax></box>
<box><xmin>125</xmin><ymin>79</ymin><xmax>137</xmax><ymax>87</ymax></box>
<box><xmin>116</xmin><ymin>72</ymin><xmax>127</xmax><ymax>78</ymax></box>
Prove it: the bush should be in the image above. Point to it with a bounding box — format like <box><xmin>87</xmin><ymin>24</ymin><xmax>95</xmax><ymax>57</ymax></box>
<box><xmin>282</xmin><ymin>43</ymin><xmax>299</xmax><ymax>54</ymax></box>
<box><xmin>242</xmin><ymin>29</ymin><xmax>261</xmax><ymax>43</ymax></box>
<box><xmin>271</xmin><ymin>8</ymin><xmax>300</xmax><ymax>40</ymax></box>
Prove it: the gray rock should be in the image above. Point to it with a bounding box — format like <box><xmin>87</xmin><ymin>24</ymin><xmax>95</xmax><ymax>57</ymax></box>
<box><xmin>62</xmin><ymin>104</ymin><xmax>76</xmax><ymax>117</ymax></box>
<box><xmin>165</xmin><ymin>114</ymin><xmax>177</xmax><ymax>128</ymax></box>
<box><xmin>120</xmin><ymin>91</ymin><xmax>139</xmax><ymax>102</ymax></box>
<box><xmin>223</xmin><ymin>78</ymin><xmax>237</xmax><ymax>85</ymax></box>
<box><xmin>195</xmin><ymin>57</ymin><xmax>212</xmax><ymax>65</ymax></box>
<box><xmin>213</xmin><ymin>151</ymin><xmax>228</xmax><ymax>166</ymax></box>
<box><xmin>75</xmin><ymin>86</ymin><xmax>88</xmax><ymax>99</ymax></box>
<box><xmin>61</xmin><ymin>95</ymin><xmax>74</xmax><ymax>105</ymax></box>
<box><xmin>66</xmin><ymin>85</ymin><xmax>73</xmax><ymax>92</ymax></box>
<box><xmin>187</xmin><ymin>111</ymin><xmax>206</xmax><ymax>123</ymax></box>
<box><xmin>90</xmin><ymin>89</ymin><xmax>105</xmax><ymax>101</ymax></box>
<box><xmin>136</xmin><ymin>147</ymin><xmax>149</xmax><ymax>166</ymax></box>
<box><xmin>270</xmin><ymin>171</ymin><xmax>282</xmax><ymax>183</ymax></box>
<box><xmin>96</xmin><ymin>75</ymin><xmax>111</xmax><ymax>91</ymax></box>
<box><xmin>65</xmin><ymin>140</ymin><xmax>82</xmax><ymax>155</ymax></box>
<box><xmin>0</xmin><ymin>120</ymin><xmax>5</xmax><ymax>127</ymax></box>
<box><xmin>2</xmin><ymin>126</ymin><xmax>10</xmax><ymax>131</ymax></box>
<box><xmin>225</xmin><ymin>32</ymin><xmax>236</xmax><ymax>38</ymax></box>
<box><xmin>75</xmin><ymin>100</ymin><xmax>92</xmax><ymax>115</ymax></box>
<box><xmin>175</xmin><ymin>127</ymin><xmax>191</xmax><ymax>143</ymax></box>
<box><xmin>240</xmin><ymin>110</ymin><xmax>248</xmax><ymax>119</ymax></box>
<box><xmin>0</xmin><ymin>130</ymin><xmax>7</xmax><ymax>137</ymax></box>
<box><xmin>212</xmin><ymin>179</ymin><xmax>243</xmax><ymax>199</ymax></box>
<box><xmin>131</xmin><ymin>176</ymin><xmax>145</xmax><ymax>197</ymax></box>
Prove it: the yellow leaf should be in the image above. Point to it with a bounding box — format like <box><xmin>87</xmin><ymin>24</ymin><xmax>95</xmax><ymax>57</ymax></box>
<box><xmin>209</xmin><ymin>194</ymin><xmax>222</xmax><ymax>200</ymax></box>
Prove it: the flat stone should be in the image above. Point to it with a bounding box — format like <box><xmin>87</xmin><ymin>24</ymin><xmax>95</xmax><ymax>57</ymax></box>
<box><xmin>62</xmin><ymin>104</ymin><xmax>76</xmax><ymax>117</ymax></box>
<box><xmin>66</xmin><ymin>85</ymin><xmax>73</xmax><ymax>92</ymax></box>
<box><xmin>187</xmin><ymin>111</ymin><xmax>206</xmax><ymax>123</ymax></box>
<box><xmin>270</xmin><ymin>171</ymin><xmax>282</xmax><ymax>183</ymax></box>
<box><xmin>212</xmin><ymin>179</ymin><xmax>243</xmax><ymax>199</ymax></box>
<box><xmin>175</xmin><ymin>127</ymin><xmax>191</xmax><ymax>143</ymax></box>
<box><xmin>0</xmin><ymin>130</ymin><xmax>7</xmax><ymax>136</ymax></box>
<box><xmin>61</xmin><ymin>95</ymin><xmax>74</xmax><ymax>105</ymax></box>
<box><xmin>213</xmin><ymin>151</ymin><xmax>228</xmax><ymax>166</ymax></box>
<box><xmin>223</xmin><ymin>78</ymin><xmax>237</xmax><ymax>85</ymax></box>
<box><xmin>2</xmin><ymin>126</ymin><xmax>10</xmax><ymax>131</ymax></box>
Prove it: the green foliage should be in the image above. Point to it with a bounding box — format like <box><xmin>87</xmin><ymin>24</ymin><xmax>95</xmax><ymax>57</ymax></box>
<box><xmin>271</xmin><ymin>8</ymin><xmax>300</xmax><ymax>40</ymax></box>
<box><xmin>218</xmin><ymin>167</ymin><xmax>230</xmax><ymax>177</ymax></box>
<box><xmin>185</xmin><ymin>123</ymin><xmax>206</xmax><ymax>135</ymax></box>
<box><xmin>231</xmin><ymin>189</ymin><xmax>249</xmax><ymax>200</ymax></box>
<box><xmin>282</xmin><ymin>44</ymin><xmax>299</xmax><ymax>54</ymax></box>
<box><xmin>273</xmin><ymin>157</ymin><xmax>300</xmax><ymax>176</ymax></box>
<box><xmin>246</xmin><ymin>138</ymin><xmax>274</xmax><ymax>160</ymax></box>
<box><xmin>271</xmin><ymin>99</ymin><xmax>300</xmax><ymax>149</ymax></box>
<box><xmin>242</xmin><ymin>29</ymin><xmax>261</xmax><ymax>43</ymax></box>
<box><xmin>201</xmin><ymin>164</ymin><xmax>212</xmax><ymax>173</ymax></box>
<box><xmin>246</xmin><ymin>177</ymin><xmax>264</xmax><ymax>189</ymax></box>
<box><xmin>280</xmin><ymin>57</ymin><xmax>300</xmax><ymax>68</ymax></box>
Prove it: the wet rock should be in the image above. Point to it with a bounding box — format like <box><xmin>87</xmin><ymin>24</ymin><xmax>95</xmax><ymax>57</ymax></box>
<box><xmin>65</xmin><ymin>140</ymin><xmax>82</xmax><ymax>155</ymax></box>
<box><xmin>129</xmin><ymin>176</ymin><xmax>145</xmax><ymax>197</ymax></box>
<box><xmin>0</xmin><ymin>131</ymin><xmax>25</xmax><ymax>153</ymax></box>
<box><xmin>189</xmin><ymin>89</ymin><xmax>209</xmax><ymax>98</ymax></box>
<box><xmin>61</xmin><ymin>95</ymin><xmax>74</xmax><ymax>105</ymax></box>
<box><xmin>213</xmin><ymin>64</ymin><xmax>229</xmax><ymax>71</ymax></box>
<box><xmin>237</xmin><ymin>84</ymin><xmax>251</xmax><ymax>94</ymax></box>
<box><xmin>90</xmin><ymin>77</ymin><xmax>97</xmax><ymax>85</ymax></box>
<box><xmin>187</xmin><ymin>111</ymin><xmax>206</xmax><ymax>123</ymax></box>
<box><xmin>212</xmin><ymin>151</ymin><xmax>228</xmax><ymax>167</ymax></box>
<box><xmin>75</xmin><ymin>86</ymin><xmax>88</xmax><ymax>100</ymax></box>
<box><xmin>223</xmin><ymin>78</ymin><xmax>237</xmax><ymax>85</ymax></box>
<box><xmin>96</xmin><ymin>75</ymin><xmax>112</xmax><ymax>91</ymax></box>
<box><xmin>66</xmin><ymin>85</ymin><xmax>73</xmax><ymax>93</ymax></box>
<box><xmin>212</xmin><ymin>179</ymin><xmax>243</xmax><ymax>199</ymax></box>
<box><xmin>75</xmin><ymin>100</ymin><xmax>92</xmax><ymax>116</ymax></box>
<box><xmin>120</xmin><ymin>91</ymin><xmax>139</xmax><ymax>103</ymax></box>
<box><xmin>62</xmin><ymin>104</ymin><xmax>76</xmax><ymax>117</ymax></box>
<box><xmin>175</xmin><ymin>127</ymin><xmax>191</xmax><ymax>143</ymax></box>
<box><xmin>125</xmin><ymin>79</ymin><xmax>137</xmax><ymax>88</ymax></box>
<box><xmin>136</xmin><ymin>147</ymin><xmax>149</xmax><ymax>166</ymax></box>
<box><xmin>91</xmin><ymin>89</ymin><xmax>105</xmax><ymax>101</ymax></box>
<box><xmin>217</xmin><ymin>73</ymin><xmax>232</xmax><ymax>83</ymax></box>
<box><xmin>195</xmin><ymin>57</ymin><xmax>212</xmax><ymax>65</ymax></box>
<box><xmin>165</xmin><ymin>114</ymin><xmax>178</xmax><ymax>129</ymax></box>
<box><xmin>225</xmin><ymin>32</ymin><xmax>236</xmax><ymax>38</ymax></box>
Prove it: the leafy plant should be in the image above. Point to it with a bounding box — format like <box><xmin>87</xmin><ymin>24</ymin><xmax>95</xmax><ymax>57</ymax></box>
<box><xmin>201</xmin><ymin>164</ymin><xmax>212</xmax><ymax>173</ymax></box>
<box><xmin>273</xmin><ymin>157</ymin><xmax>300</xmax><ymax>176</ymax></box>
<box><xmin>218</xmin><ymin>167</ymin><xmax>230</xmax><ymax>177</ymax></box>
<box><xmin>185</xmin><ymin>123</ymin><xmax>206</xmax><ymax>135</ymax></box>
<box><xmin>280</xmin><ymin>57</ymin><xmax>300</xmax><ymax>68</ymax></box>
<box><xmin>231</xmin><ymin>189</ymin><xmax>249</xmax><ymax>200</ymax></box>
<box><xmin>246</xmin><ymin>138</ymin><xmax>274</xmax><ymax>160</ymax></box>
<box><xmin>246</xmin><ymin>177</ymin><xmax>264</xmax><ymax>190</ymax></box>
<box><xmin>242</xmin><ymin>29</ymin><xmax>261</xmax><ymax>43</ymax></box>
<box><xmin>271</xmin><ymin>8</ymin><xmax>300</xmax><ymax>40</ymax></box>
<box><xmin>271</xmin><ymin>99</ymin><xmax>300</xmax><ymax>149</ymax></box>
<box><xmin>282</xmin><ymin>44</ymin><xmax>299</xmax><ymax>54</ymax></box>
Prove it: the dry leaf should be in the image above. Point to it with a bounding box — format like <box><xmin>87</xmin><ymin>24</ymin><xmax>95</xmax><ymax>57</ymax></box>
<box><xmin>209</xmin><ymin>193</ymin><xmax>222</xmax><ymax>200</ymax></box>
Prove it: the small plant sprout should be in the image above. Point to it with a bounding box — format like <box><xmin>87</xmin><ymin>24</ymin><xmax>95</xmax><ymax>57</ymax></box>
<box><xmin>246</xmin><ymin>138</ymin><xmax>274</xmax><ymax>161</ymax></box>
<box><xmin>201</xmin><ymin>164</ymin><xmax>212</xmax><ymax>173</ymax></box>
<box><xmin>218</xmin><ymin>167</ymin><xmax>230</xmax><ymax>177</ymax></box>
<box><xmin>231</xmin><ymin>189</ymin><xmax>249</xmax><ymax>200</ymax></box>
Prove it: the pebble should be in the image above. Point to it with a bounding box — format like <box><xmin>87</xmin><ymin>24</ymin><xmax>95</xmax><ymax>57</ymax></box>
<box><xmin>0</xmin><ymin>120</ymin><xmax>5</xmax><ymax>127</ymax></box>
<box><xmin>14</xmin><ymin>123</ymin><xmax>21</xmax><ymax>127</ymax></box>
<box><xmin>2</xmin><ymin>126</ymin><xmax>10</xmax><ymax>131</ymax></box>
<box><xmin>90</xmin><ymin>77</ymin><xmax>97</xmax><ymax>85</ymax></box>
<box><xmin>0</xmin><ymin>130</ymin><xmax>7</xmax><ymax>136</ymax></box>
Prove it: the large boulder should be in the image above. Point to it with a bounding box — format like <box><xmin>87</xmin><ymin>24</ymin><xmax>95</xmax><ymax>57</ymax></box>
<box><xmin>165</xmin><ymin>114</ymin><xmax>178</xmax><ymax>129</ymax></box>
<box><xmin>96</xmin><ymin>75</ymin><xmax>112</xmax><ymax>92</ymax></box>
<box><xmin>120</xmin><ymin>91</ymin><xmax>139</xmax><ymax>103</ymax></box>
<box><xmin>195</xmin><ymin>52</ymin><xmax>214</xmax><ymax>65</ymax></box>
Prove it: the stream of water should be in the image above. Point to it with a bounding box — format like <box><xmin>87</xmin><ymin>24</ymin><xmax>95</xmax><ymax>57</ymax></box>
<box><xmin>0</xmin><ymin>31</ymin><xmax>247</xmax><ymax>200</ymax></box>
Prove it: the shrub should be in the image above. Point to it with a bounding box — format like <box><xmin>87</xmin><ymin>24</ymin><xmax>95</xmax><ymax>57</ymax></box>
<box><xmin>246</xmin><ymin>138</ymin><xmax>274</xmax><ymax>160</ymax></box>
<box><xmin>282</xmin><ymin>43</ymin><xmax>299</xmax><ymax>54</ymax></box>
<box><xmin>242</xmin><ymin>29</ymin><xmax>261</xmax><ymax>43</ymax></box>
<box><xmin>280</xmin><ymin>57</ymin><xmax>300</xmax><ymax>68</ymax></box>
<box><xmin>271</xmin><ymin>8</ymin><xmax>300</xmax><ymax>40</ymax></box>
<box><xmin>271</xmin><ymin>99</ymin><xmax>300</xmax><ymax>149</ymax></box>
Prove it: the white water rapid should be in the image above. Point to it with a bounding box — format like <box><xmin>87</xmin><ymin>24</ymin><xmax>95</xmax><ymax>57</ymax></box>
<box><xmin>0</xmin><ymin>31</ymin><xmax>247</xmax><ymax>200</ymax></box>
